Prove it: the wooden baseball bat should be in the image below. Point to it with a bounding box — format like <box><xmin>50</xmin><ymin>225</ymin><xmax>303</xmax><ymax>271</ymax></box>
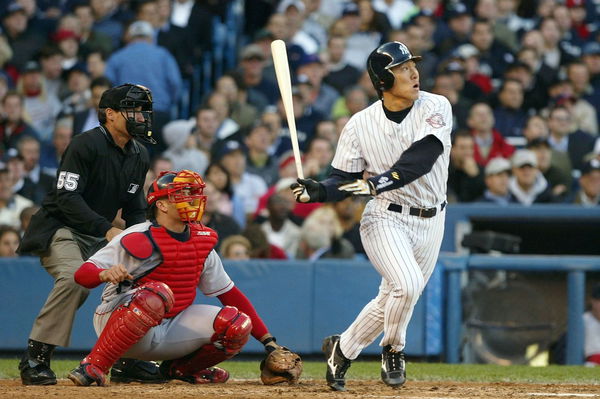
<box><xmin>271</xmin><ymin>39</ymin><xmax>310</xmax><ymax>202</ymax></box>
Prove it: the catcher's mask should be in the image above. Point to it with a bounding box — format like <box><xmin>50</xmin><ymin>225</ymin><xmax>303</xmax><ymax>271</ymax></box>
<box><xmin>99</xmin><ymin>83</ymin><xmax>155</xmax><ymax>144</ymax></box>
<box><xmin>147</xmin><ymin>170</ymin><xmax>207</xmax><ymax>223</ymax></box>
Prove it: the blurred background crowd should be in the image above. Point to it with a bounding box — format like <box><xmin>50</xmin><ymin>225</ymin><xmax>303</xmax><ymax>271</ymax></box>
<box><xmin>0</xmin><ymin>0</ymin><xmax>598</xmax><ymax>260</ymax></box>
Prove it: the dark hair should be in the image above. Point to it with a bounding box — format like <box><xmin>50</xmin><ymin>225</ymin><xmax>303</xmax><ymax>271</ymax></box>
<box><xmin>0</xmin><ymin>224</ymin><xmax>20</xmax><ymax>243</ymax></box>
<box><xmin>91</xmin><ymin>76</ymin><xmax>112</xmax><ymax>90</ymax></box>
<box><xmin>204</xmin><ymin>162</ymin><xmax>234</xmax><ymax>198</ymax></box>
<box><xmin>2</xmin><ymin>90</ymin><xmax>23</xmax><ymax>105</ymax></box>
<box><xmin>451</xmin><ymin>129</ymin><xmax>472</xmax><ymax>145</ymax></box>
<box><xmin>38</xmin><ymin>44</ymin><xmax>62</xmax><ymax>59</ymax></box>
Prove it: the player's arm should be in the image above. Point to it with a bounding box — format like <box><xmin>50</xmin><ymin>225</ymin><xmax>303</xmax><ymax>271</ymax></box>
<box><xmin>339</xmin><ymin>134</ymin><xmax>443</xmax><ymax>196</ymax></box>
<box><xmin>291</xmin><ymin>168</ymin><xmax>363</xmax><ymax>203</ymax></box>
<box><xmin>54</xmin><ymin>137</ymin><xmax>113</xmax><ymax>237</ymax></box>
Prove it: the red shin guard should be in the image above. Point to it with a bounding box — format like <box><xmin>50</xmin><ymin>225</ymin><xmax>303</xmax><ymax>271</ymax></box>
<box><xmin>83</xmin><ymin>281</ymin><xmax>175</xmax><ymax>373</ymax></box>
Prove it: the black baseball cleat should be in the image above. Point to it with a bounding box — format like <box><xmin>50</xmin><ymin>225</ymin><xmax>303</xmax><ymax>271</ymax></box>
<box><xmin>322</xmin><ymin>335</ymin><xmax>352</xmax><ymax>391</ymax></box>
<box><xmin>381</xmin><ymin>345</ymin><xmax>406</xmax><ymax>388</ymax></box>
<box><xmin>68</xmin><ymin>363</ymin><xmax>106</xmax><ymax>386</ymax></box>
<box><xmin>110</xmin><ymin>358</ymin><xmax>167</xmax><ymax>384</ymax></box>
<box><xmin>19</xmin><ymin>357</ymin><xmax>57</xmax><ymax>385</ymax></box>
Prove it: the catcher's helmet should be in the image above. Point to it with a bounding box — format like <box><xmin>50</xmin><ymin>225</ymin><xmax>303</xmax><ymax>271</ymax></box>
<box><xmin>367</xmin><ymin>41</ymin><xmax>422</xmax><ymax>98</ymax></box>
<box><xmin>147</xmin><ymin>170</ymin><xmax>207</xmax><ymax>223</ymax></box>
<box><xmin>99</xmin><ymin>83</ymin><xmax>155</xmax><ymax>144</ymax></box>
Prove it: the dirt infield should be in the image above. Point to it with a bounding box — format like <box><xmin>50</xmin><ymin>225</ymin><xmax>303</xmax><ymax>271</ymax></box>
<box><xmin>1</xmin><ymin>379</ymin><xmax>599</xmax><ymax>399</ymax></box>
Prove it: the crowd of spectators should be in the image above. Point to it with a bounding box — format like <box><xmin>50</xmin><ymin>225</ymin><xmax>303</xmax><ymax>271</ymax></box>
<box><xmin>0</xmin><ymin>0</ymin><xmax>599</xmax><ymax>259</ymax></box>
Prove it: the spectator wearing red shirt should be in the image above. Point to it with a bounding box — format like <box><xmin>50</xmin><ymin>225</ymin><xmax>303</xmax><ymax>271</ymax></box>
<box><xmin>467</xmin><ymin>102</ymin><xmax>515</xmax><ymax>166</ymax></box>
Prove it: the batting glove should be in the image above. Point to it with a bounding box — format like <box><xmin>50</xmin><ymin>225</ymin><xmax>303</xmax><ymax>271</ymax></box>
<box><xmin>290</xmin><ymin>178</ymin><xmax>325</xmax><ymax>203</ymax></box>
<box><xmin>338</xmin><ymin>179</ymin><xmax>376</xmax><ymax>196</ymax></box>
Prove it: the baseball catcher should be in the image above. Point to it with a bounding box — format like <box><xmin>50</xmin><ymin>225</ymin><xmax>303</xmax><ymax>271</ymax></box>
<box><xmin>67</xmin><ymin>170</ymin><xmax>301</xmax><ymax>386</ymax></box>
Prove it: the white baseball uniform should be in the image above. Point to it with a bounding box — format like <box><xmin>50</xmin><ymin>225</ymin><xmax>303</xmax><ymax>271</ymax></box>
<box><xmin>332</xmin><ymin>91</ymin><xmax>452</xmax><ymax>359</ymax></box>
<box><xmin>87</xmin><ymin>221</ymin><xmax>234</xmax><ymax>361</ymax></box>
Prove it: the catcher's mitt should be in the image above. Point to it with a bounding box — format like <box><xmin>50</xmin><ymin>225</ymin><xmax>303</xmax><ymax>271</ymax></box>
<box><xmin>259</xmin><ymin>348</ymin><xmax>303</xmax><ymax>385</ymax></box>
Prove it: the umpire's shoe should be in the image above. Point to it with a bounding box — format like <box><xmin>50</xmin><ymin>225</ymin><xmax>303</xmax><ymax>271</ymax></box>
<box><xmin>381</xmin><ymin>345</ymin><xmax>406</xmax><ymax>388</ymax></box>
<box><xmin>19</xmin><ymin>357</ymin><xmax>57</xmax><ymax>385</ymax></box>
<box><xmin>110</xmin><ymin>358</ymin><xmax>167</xmax><ymax>383</ymax></box>
<box><xmin>68</xmin><ymin>363</ymin><xmax>106</xmax><ymax>386</ymax></box>
<box><xmin>322</xmin><ymin>335</ymin><xmax>352</xmax><ymax>391</ymax></box>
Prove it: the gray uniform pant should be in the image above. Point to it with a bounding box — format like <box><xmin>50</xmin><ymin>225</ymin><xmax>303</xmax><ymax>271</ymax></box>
<box><xmin>29</xmin><ymin>228</ymin><xmax>106</xmax><ymax>347</ymax></box>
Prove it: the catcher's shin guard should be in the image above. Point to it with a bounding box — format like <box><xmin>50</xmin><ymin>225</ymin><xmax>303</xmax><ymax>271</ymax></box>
<box><xmin>211</xmin><ymin>306</ymin><xmax>252</xmax><ymax>354</ymax></box>
<box><xmin>82</xmin><ymin>282</ymin><xmax>174</xmax><ymax>376</ymax></box>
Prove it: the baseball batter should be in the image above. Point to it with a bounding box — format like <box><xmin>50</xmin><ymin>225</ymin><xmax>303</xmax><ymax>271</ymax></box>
<box><xmin>292</xmin><ymin>41</ymin><xmax>451</xmax><ymax>390</ymax></box>
<box><xmin>68</xmin><ymin>170</ymin><xmax>290</xmax><ymax>386</ymax></box>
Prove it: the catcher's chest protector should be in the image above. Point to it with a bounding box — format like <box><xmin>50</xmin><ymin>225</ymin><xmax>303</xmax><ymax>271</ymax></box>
<box><xmin>141</xmin><ymin>225</ymin><xmax>218</xmax><ymax>318</ymax></box>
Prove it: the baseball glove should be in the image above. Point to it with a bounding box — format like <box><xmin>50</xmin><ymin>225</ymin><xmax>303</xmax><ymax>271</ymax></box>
<box><xmin>259</xmin><ymin>348</ymin><xmax>303</xmax><ymax>385</ymax></box>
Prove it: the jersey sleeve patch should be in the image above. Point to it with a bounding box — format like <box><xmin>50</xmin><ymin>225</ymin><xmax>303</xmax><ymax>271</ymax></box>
<box><xmin>120</xmin><ymin>232</ymin><xmax>154</xmax><ymax>260</ymax></box>
<box><xmin>425</xmin><ymin>113</ymin><xmax>446</xmax><ymax>128</ymax></box>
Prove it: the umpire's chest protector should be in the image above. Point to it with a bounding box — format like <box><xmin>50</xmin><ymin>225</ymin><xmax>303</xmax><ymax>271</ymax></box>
<box><xmin>141</xmin><ymin>224</ymin><xmax>218</xmax><ymax>318</ymax></box>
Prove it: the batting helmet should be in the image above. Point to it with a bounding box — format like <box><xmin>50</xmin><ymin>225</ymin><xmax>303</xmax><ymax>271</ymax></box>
<box><xmin>367</xmin><ymin>41</ymin><xmax>422</xmax><ymax>98</ymax></box>
<box><xmin>147</xmin><ymin>170</ymin><xmax>207</xmax><ymax>223</ymax></box>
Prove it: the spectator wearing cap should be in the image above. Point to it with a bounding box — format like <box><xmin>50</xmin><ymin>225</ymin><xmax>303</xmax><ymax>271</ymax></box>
<box><xmin>1</xmin><ymin>2</ymin><xmax>45</xmax><ymax>74</ymax></box>
<box><xmin>237</xmin><ymin>43</ymin><xmax>279</xmax><ymax>106</ymax></box>
<box><xmin>447</xmin><ymin>131</ymin><xmax>485</xmax><ymax>203</ymax></box>
<box><xmin>72</xmin><ymin>2</ymin><xmax>113</xmax><ymax>60</ymax></box>
<box><xmin>105</xmin><ymin>20</ymin><xmax>182</xmax><ymax>152</ymax></box>
<box><xmin>583</xmin><ymin>283</ymin><xmax>600</xmax><ymax>366</ymax></box>
<box><xmin>60</xmin><ymin>64</ymin><xmax>92</xmax><ymax>116</ymax></box>
<box><xmin>547</xmin><ymin>105</ymin><xmax>595</xmax><ymax>172</ymax></box>
<box><xmin>508</xmin><ymin>149</ymin><xmax>555</xmax><ymax>205</ymax></box>
<box><xmin>493</xmin><ymin>78</ymin><xmax>528</xmax><ymax>138</ymax></box>
<box><xmin>468</xmin><ymin>19</ymin><xmax>515</xmax><ymax>79</ymax></box>
<box><xmin>435</xmin><ymin>2</ymin><xmax>473</xmax><ymax>58</ymax></box>
<box><xmin>296</xmin><ymin>53</ymin><xmax>339</xmax><ymax>118</ymax></box>
<box><xmin>322</xmin><ymin>36</ymin><xmax>362</xmax><ymax>95</ymax></box>
<box><xmin>217</xmin><ymin>140</ymin><xmax>268</xmax><ymax>223</ymax></box>
<box><xmin>38</xmin><ymin>45</ymin><xmax>65</xmax><ymax>103</ymax></box>
<box><xmin>73</xmin><ymin>76</ymin><xmax>112</xmax><ymax>135</ymax></box>
<box><xmin>52</xmin><ymin>28</ymin><xmax>81</xmax><ymax>71</ymax></box>
<box><xmin>200</xmin><ymin>180</ymin><xmax>241</xmax><ymax>250</ymax></box>
<box><xmin>341</xmin><ymin>1</ymin><xmax>382</xmax><ymax>70</ymax></box>
<box><xmin>527</xmin><ymin>137</ymin><xmax>572</xmax><ymax>201</ymax></box>
<box><xmin>278</xmin><ymin>0</ymin><xmax>319</xmax><ymax>56</ymax></box>
<box><xmin>476</xmin><ymin>157</ymin><xmax>515</xmax><ymax>205</ymax></box>
<box><xmin>162</xmin><ymin>118</ymin><xmax>208</xmax><ymax>175</ymax></box>
<box><xmin>467</xmin><ymin>102</ymin><xmax>515</xmax><ymax>167</ymax></box>
<box><xmin>569</xmin><ymin>159</ymin><xmax>600</xmax><ymax>206</ymax></box>
<box><xmin>0</xmin><ymin>91</ymin><xmax>39</xmax><ymax>158</ymax></box>
<box><xmin>440</xmin><ymin>58</ymin><xmax>486</xmax><ymax>104</ymax></box>
<box><xmin>16</xmin><ymin>61</ymin><xmax>61</xmax><ymax>144</ymax></box>
<box><xmin>244</xmin><ymin>123</ymin><xmax>279</xmax><ymax>187</ymax></box>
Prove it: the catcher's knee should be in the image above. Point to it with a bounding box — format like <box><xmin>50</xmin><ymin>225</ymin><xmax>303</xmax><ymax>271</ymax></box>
<box><xmin>211</xmin><ymin>306</ymin><xmax>252</xmax><ymax>354</ymax></box>
<box><xmin>129</xmin><ymin>281</ymin><xmax>175</xmax><ymax>325</ymax></box>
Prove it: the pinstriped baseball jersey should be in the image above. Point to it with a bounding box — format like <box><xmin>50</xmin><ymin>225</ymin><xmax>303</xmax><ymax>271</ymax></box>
<box><xmin>331</xmin><ymin>91</ymin><xmax>452</xmax><ymax>208</ymax></box>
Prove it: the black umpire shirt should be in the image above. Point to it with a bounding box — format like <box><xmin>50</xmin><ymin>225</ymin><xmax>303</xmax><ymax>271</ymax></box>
<box><xmin>18</xmin><ymin>126</ymin><xmax>150</xmax><ymax>255</ymax></box>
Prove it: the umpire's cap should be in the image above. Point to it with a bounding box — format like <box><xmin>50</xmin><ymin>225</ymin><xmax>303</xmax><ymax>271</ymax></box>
<box><xmin>367</xmin><ymin>41</ymin><xmax>421</xmax><ymax>97</ymax></box>
<box><xmin>99</xmin><ymin>83</ymin><xmax>152</xmax><ymax>112</ymax></box>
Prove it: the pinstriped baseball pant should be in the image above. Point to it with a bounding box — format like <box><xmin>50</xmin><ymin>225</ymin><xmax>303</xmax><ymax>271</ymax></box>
<box><xmin>339</xmin><ymin>198</ymin><xmax>445</xmax><ymax>359</ymax></box>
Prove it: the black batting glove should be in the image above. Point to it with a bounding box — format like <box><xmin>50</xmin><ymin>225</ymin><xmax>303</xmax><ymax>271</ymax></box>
<box><xmin>290</xmin><ymin>178</ymin><xmax>326</xmax><ymax>203</ymax></box>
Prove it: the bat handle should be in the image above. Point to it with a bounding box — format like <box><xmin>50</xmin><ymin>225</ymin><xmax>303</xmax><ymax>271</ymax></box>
<box><xmin>299</xmin><ymin>188</ymin><xmax>310</xmax><ymax>203</ymax></box>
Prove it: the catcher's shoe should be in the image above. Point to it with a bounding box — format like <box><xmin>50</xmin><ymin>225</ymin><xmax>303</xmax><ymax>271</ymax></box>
<box><xmin>322</xmin><ymin>335</ymin><xmax>351</xmax><ymax>391</ymax></box>
<box><xmin>68</xmin><ymin>363</ymin><xmax>107</xmax><ymax>386</ymax></box>
<box><xmin>19</xmin><ymin>357</ymin><xmax>57</xmax><ymax>386</ymax></box>
<box><xmin>110</xmin><ymin>359</ymin><xmax>167</xmax><ymax>384</ymax></box>
<box><xmin>160</xmin><ymin>361</ymin><xmax>230</xmax><ymax>384</ymax></box>
<box><xmin>381</xmin><ymin>345</ymin><xmax>406</xmax><ymax>388</ymax></box>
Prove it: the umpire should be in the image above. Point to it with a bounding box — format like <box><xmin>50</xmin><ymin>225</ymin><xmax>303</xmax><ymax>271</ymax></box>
<box><xmin>17</xmin><ymin>84</ymin><xmax>158</xmax><ymax>385</ymax></box>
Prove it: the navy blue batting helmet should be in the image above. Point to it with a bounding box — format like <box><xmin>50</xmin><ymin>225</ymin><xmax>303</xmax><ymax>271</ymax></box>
<box><xmin>367</xmin><ymin>41</ymin><xmax>422</xmax><ymax>98</ymax></box>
